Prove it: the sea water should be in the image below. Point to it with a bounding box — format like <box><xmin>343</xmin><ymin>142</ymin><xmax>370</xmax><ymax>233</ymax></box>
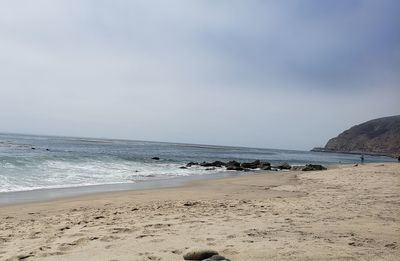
<box><xmin>0</xmin><ymin>133</ymin><xmax>395</xmax><ymax>195</ymax></box>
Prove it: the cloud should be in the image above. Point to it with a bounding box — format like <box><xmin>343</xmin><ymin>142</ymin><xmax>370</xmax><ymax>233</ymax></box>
<box><xmin>0</xmin><ymin>0</ymin><xmax>399</xmax><ymax>149</ymax></box>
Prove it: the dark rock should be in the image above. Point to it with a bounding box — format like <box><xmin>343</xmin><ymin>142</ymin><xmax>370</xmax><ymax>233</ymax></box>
<box><xmin>186</xmin><ymin>162</ymin><xmax>199</xmax><ymax>167</ymax></box>
<box><xmin>200</xmin><ymin>161</ymin><xmax>226</xmax><ymax>168</ymax></box>
<box><xmin>272</xmin><ymin>162</ymin><xmax>291</xmax><ymax>170</ymax></box>
<box><xmin>152</xmin><ymin>157</ymin><xmax>160</xmax><ymax>160</ymax></box>
<box><xmin>279</xmin><ymin>162</ymin><xmax>291</xmax><ymax>169</ymax></box>
<box><xmin>258</xmin><ymin>161</ymin><xmax>271</xmax><ymax>169</ymax></box>
<box><xmin>179</xmin><ymin>166</ymin><xmax>188</xmax><ymax>169</ymax></box>
<box><xmin>291</xmin><ymin>165</ymin><xmax>305</xmax><ymax>171</ymax></box>
<box><xmin>302</xmin><ymin>164</ymin><xmax>327</xmax><ymax>171</ymax></box>
<box><xmin>240</xmin><ymin>159</ymin><xmax>271</xmax><ymax>169</ymax></box>
<box><xmin>31</xmin><ymin>147</ymin><xmax>36</xmax><ymax>150</ymax></box>
<box><xmin>212</xmin><ymin>161</ymin><xmax>226</xmax><ymax>167</ymax></box>
<box><xmin>226</xmin><ymin>165</ymin><xmax>244</xmax><ymax>171</ymax></box>
<box><xmin>261</xmin><ymin>165</ymin><xmax>272</xmax><ymax>170</ymax></box>
<box><xmin>205</xmin><ymin>167</ymin><xmax>216</xmax><ymax>171</ymax></box>
<box><xmin>183</xmin><ymin>249</ymin><xmax>219</xmax><ymax>260</ymax></box>
<box><xmin>241</xmin><ymin>160</ymin><xmax>261</xmax><ymax>169</ymax></box>
<box><xmin>200</xmin><ymin>162</ymin><xmax>213</xmax><ymax>167</ymax></box>
<box><xmin>226</xmin><ymin>161</ymin><xmax>244</xmax><ymax>170</ymax></box>
<box><xmin>226</xmin><ymin>160</ymin><xmax>240</xmax><ymax>167</ymax></box>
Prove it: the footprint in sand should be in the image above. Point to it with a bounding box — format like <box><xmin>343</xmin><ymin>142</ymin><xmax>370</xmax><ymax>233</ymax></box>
<box><xmin>223</xmin><ymin>249</ymin><xmax>239</xmax><ymax>255</ymax></box>
<box><xmin>144</xmin><ymin>223</ymin><xmax>173</xmax><ymax>230</ymax></box>
<box><xmin>7</xmin><ymin>252</ymin><xmax>36</xmax><ymax>261</ymax></box>
<box><xmin>69</xmin><ymin>232</ymin><xmax>85</xmax><ymax>238</ymax></box>
<box><xmin>100</xmin><ymin>235</ymin><xmax>120</xmax><ymax>242</ymax></box>
<box><xmin>110</xmin><ymin>227</ymin><xmax>135</xmax><ymax>234</ymax></box>
<box><xmin>150</xmin><ymin>238</ymin><xmax>165</xmax><ymax>243</ymax></box>
<box><xmin>171</xmin><ymin>249</ymin><xmax>183</xmax><ymax>255</ymax></box>
<box><xmin>39</xmin><ymin>251</ymin><xmax>64</xmax><ymax>258</ymax></box>
<box><xmin>58</xmin><ymin>237</ymin><xmax>90</xmax><ymax>251</ymax></box>
<box><xmin>39</xmin><ymin>246</ymin><xmax>51</xmax><ymax>251</ymax></box>
<box><xmin>136</xmin><ymin>234</ymin><xmax>155</xmax><ymax>239</ymax></box>
<box><xmin>28</xmin><ymin>231</ymin><xmax>41</xmax><ymax>239</ymax></box>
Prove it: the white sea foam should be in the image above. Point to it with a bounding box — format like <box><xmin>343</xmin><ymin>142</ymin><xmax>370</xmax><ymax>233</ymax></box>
<box><xmin>0</xmin><ymin>159</ymin><xmax>225</xmax><ymax>193</ymax></box>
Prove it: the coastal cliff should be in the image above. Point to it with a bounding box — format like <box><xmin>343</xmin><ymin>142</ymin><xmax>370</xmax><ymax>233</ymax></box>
<box><xmin>313</xmin><ymin>115</ymin><xmax>400</xmax><ymax>157</ymax></box>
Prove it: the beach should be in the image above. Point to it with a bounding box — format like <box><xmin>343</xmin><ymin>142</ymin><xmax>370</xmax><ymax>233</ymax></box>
<box><xmin>0</xmin><ymin>163</ymin><xmax>399</xmax><ymax>260</ymax></box>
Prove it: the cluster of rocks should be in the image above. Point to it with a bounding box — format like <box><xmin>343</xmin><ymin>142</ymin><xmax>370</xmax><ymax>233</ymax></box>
<box><xmin>185</xmin><ymin>160</ymin><xmax>272</xmax><ymax>171</ymax></box>
<box><xmin>302</xmin><ymin>164</ymin><xmax>327</xmax><ymax>171</ymax></box>
<box><xmin>182</xmin><ymin>160</ymin><xmax>326</xmax><ymax>172</ymax></box>
<box><xmin>151</xmin><ymin>156</ymin><xmax>327</xmax><ymax>172</ymax></box>
<box><xmin>183</xmin><ymin>249</ymin><xmax>230</xmax><ymax>261</ymax></box>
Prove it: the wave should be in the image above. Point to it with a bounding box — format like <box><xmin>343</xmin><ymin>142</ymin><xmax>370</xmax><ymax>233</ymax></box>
<box><xmin>0</xmin><ymin>158</ymin><xmax>226</xmax><ymax>193</ymax></box>
<box><xmin>0</xmin><ymin>180</ymin><xmax>136</xmax><ymax>193</ymax></box>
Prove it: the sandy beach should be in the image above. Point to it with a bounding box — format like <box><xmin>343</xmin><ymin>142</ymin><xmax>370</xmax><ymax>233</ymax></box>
<box><xmin>0</xmin><ymin>163</ymin><xmax>399</xmax><ymax>260</ymax></box>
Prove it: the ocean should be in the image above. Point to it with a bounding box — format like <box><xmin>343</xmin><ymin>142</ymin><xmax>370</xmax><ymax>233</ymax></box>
<box><xmin>0</xmin><ymin>133</ymin><xmax>395</xmax><ymax>203</ymax></box>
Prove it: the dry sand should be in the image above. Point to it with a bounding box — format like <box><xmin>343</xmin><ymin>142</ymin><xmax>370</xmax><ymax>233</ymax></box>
<box><xmin>0</xmin><ymin>163</ymin><xmax>399</xmax><ymax>260</ymax></box>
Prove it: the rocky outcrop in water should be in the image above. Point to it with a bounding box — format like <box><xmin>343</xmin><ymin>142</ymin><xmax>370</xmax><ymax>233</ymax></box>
<box><xmin>200</xmin><ymin>161</ymin><xmax>226</xmax><ymax>167</ymax></box>
<box><xmin>272</xmin><ymin>162</ymin><xmax>291</xmax><ymax>170</ymax></box>
<box><xmin>225</xmin><ymin>161</ymin><xmax>243</xmax><ymax>171</ymax></box>
<box><xmin>184</xmin><ymin>160</ymin><xmax>325</xmax><ymax>172</ymax></box>
<box><xmin>302</xmin><ymin>164</ymin><xmax>327</xmax><ymax>171</ymax></box>
<box><xmin>240</xmin><ymin>160</ymin><xmax>271</xmax><ymax>169</ymax></box>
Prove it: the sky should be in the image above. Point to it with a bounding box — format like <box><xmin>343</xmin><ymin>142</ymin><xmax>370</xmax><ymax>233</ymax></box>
<box><xmin>0</xmin><ymin>0</ymin><xmax>399</xmax><ymax>150</ymax></box>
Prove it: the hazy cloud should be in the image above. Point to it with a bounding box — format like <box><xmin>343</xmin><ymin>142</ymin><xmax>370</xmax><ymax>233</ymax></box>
<box><xmin>0</xmin><ymin>0</ymin><xmax>399</xmax><ymax>149</ymax></box>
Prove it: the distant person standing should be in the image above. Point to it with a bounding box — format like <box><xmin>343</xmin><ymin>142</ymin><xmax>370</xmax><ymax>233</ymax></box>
<box><xmin>361</xmin><ymin>154</ymin><xmax>365</xmax><ymax>164</ymax></box>
<box><xmin>398</xmin><ymin>155</ymin><xmax>400</xmax><ymax>162</ymax></box>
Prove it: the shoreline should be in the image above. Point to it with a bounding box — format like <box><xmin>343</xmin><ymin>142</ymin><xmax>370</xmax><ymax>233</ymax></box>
<box><xmin>0</xmin><ymin>163</ymin><xmax>344</xmax><ymax>206</ymax></box>
<box><xmin>0</xmin><ymin>170</ymin><xmax>299</xmax><ymax>210</ymax></box>
<box><xmin>1</xmin><ymin>163</ymin><xmax>399</xmax><ymax>260</ymax></box>
<box><xmin>0</xmin><ymin>162</ymin><xmax>336</xmax><ymax>206</ymax></box>
<box><xmin>0</xmin><ymin>170</ymin><xmax>246</xmax><ymax>206</ymax></box>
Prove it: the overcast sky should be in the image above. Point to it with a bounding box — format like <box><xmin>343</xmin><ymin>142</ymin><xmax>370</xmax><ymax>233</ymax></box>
<box><xmin>0</xmin><ymin>0</ymin><xmax>399</xmax><ymax>150</ymax></box>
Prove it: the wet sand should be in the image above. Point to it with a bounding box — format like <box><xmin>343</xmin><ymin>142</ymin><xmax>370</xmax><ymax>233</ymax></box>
<box><xmin>0</xmin><ymin>163</ymin><xmax>399</xmax><ymax>260</ymax></box>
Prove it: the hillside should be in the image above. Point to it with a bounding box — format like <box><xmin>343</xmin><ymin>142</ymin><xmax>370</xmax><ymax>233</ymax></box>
<box><xmin>314</xmin><ymin>115</ymin><xmax>400</xmax><ymax>157</ymax></box>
